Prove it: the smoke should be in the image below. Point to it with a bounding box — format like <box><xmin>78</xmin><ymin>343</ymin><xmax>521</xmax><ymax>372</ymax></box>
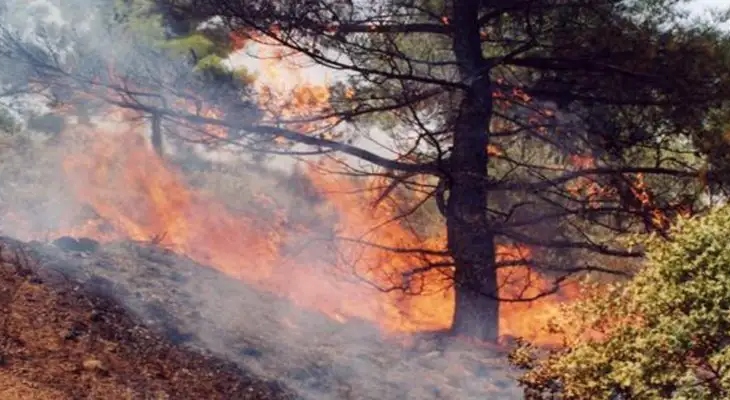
<box><xmin>0</xmin><ymin>0</ymin><xmax>276</xmax><ymax>223</ymax></box>
<box><xmin>0</xmin><ymin>1</ymin><xmax>522</xmax><ymax>399</ymax></box>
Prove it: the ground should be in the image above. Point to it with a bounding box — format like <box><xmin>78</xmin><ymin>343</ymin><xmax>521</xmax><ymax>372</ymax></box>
<box><xmin>0</xmin><ymin>236</ymin><xmax>522</xmax><ymax>400</ymax></box>
<box><xmin>0</xmin><ymin>239</ymin><xmax>294</xmax><ymax>400</ymax></box>
<box><xmin>0</xmin><ymin>129</ymin><xmax>521</xmax><ymax>398</ymax></box>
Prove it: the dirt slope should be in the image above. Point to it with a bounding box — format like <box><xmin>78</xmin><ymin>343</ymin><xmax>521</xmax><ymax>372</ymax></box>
<box><xmin>0</xmin><ymin>236</ymin><xmax>522</xmax><ymax>400</ymax></box>
<box><xmin>0</xmin><ymin>240</ymin><xmax>294</xmax><ymax>400</ymax></box>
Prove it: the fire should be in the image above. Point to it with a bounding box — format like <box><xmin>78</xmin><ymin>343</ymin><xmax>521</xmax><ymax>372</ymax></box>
<box><xmin>230</xmin><ymin>31</ymin><xmax>336</xmax><ymax>136</ymax></box>
<box><xmin>17</xmin><ymin>106</ymin><xmax>575</xmax><ymax>346</ymax></box>
<box><xmin>567</xmin><ymin>155</ymin><xmax>679</xmax><ymax>232</ymax></box>
<box><xmin>8</xmin><ymin>34</ymin><xmax>583</xmax><ymax>347</ymax></box>
<box><xmin>176</xmin><ymin>100</ymin><xmax>229</xmax><ymax>141</ymax></box>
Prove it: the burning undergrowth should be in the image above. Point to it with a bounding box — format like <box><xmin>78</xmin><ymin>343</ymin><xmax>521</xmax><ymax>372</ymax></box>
<box><xmin>0</xmin><ymin>111</ymin><xmax>578</xmax><ymax>345</ymax></box>
<box><xmin>0</xmin><ymin>110</ymin><xmax>569</xmax><ymax>399</ymax></box>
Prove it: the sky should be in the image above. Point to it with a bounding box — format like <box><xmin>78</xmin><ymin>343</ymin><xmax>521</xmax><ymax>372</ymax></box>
<box><xmin>687</xmin><ymin>0</ymin><xmax>727</xmax><ymax>10</ymax></box>
<box><xmin>683</xmin><ymin>0</ymin><xmax>730</xmax><ymax>27</ymax></box>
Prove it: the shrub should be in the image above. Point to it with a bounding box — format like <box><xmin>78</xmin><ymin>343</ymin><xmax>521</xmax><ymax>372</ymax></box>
<box><xmin>513</xmin><ymin>206</ymin><xmax>730</xmax><ymax>399</ymax></box>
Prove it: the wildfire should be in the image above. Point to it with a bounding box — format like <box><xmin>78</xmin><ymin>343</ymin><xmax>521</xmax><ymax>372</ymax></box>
<box><xmin>567</xmin><ymin>155</ymin><xmax>681</xmax><ymax>233</ymax></box>
<box><xmin>175</xmin><ymin>99</ymin><xmax>229</xmax><ymax>141</ymax></box>
<box><xmin>31</xmin><ymin>108</ymin><xmax>578</xmax><ymax>346</ymax></box>
<box><xmin>229</xmin><ymin>31</ymin><xmax>337</xmax><ymax>136</ymax></box>
<box><xmin>8</xmin><ymin>33</ymin><xmax>584</xmax><ymax>347</ymax></box>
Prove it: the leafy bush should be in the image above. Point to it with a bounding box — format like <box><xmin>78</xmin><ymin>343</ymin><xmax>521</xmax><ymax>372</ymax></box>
<box><xmin>513</xmin><ymin>206</ymin><xmax>730</xmax><ymax>399</ymax></box>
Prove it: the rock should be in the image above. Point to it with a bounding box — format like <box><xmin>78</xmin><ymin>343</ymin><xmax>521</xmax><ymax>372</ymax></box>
<box><xmin>52</xmin><ymin>236</ymin><xmax>99</xmax><ymax>253</ymax></box>
<box><xmin>52</xmin><ymin>236</ymin><xmax>79</xmax><ymax>251</ymax></box>
<box><xmin>89</xmin><ymin>309</ymin><xmax>104</xmax><ymax>322</ymax></box>
<box><xmin>62</xmin><ymin>321</ymin><xmax>88</xmax><ymax>341</ymax></box>
<box><xmin>76</xmin><ymin>237</ymin><xmax>100</xmax><ymax>252</ymax></box>
<box><xmin>82</xmin><ymin>358</ymin><xmax>108</xmax><ymax>374</ymax></box>
<box><xmin>28</xmin><ymin>276</ymin><xmax>43</xmax><ymax>284</ymax></box>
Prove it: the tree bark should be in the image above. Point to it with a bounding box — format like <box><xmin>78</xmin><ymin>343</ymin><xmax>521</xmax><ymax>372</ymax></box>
<box><xmin>447</xmin><ymin>0</ymin><xmax>499</xmax><ymax>342</ymax></box>
<box><xmin>151</xmin><ymin>113</ymin><xmax>164</xmax><ymax>158</ymax></box>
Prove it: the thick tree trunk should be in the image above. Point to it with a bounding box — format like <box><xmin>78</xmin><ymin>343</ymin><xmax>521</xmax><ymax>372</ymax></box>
<box><xmin>447</xmin><ymin>0</ymin><xmax>499</xmax><ymax>342</ymax></box>
<box><xmin>451</xmin><ymin>244</ymin><xmax>499</xmax><ymax>341</ymax></box>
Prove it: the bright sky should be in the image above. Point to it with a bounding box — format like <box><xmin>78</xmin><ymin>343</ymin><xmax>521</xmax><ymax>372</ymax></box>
<box><xmin>682</xmin><ymin>0</ymin><xmax>730</xmax><ymax>27</ymax></box>
<box><xmin>686</xmin><ymin>0</ymin><xmax>727</xmax><ymax>10</ymax></box>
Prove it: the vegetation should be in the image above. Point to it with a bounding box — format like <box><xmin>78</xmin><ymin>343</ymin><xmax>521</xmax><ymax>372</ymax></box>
<box><xmin>5</xmin><ymin>1</ymin><xmax>730</xmax><ymax>397</ymax></box>
<box><xmin>118</xmin><ymin>0</ymin><xmax>730</xmax><ymax>340</ymax></box>
<box><xmin>2</xmin><ymin>0</ymin><xmax>730</xmax><ymax>343</ymax></box>
<box><xmin>512</xmin><ymin>206</ymin><xmax>730</xmax><ymax>399</ymax></box>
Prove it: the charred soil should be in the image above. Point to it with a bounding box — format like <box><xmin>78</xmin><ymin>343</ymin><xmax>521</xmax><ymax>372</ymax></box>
<box><xmin>0</xmin><ymin>236</ymin><xmax>521</xmax><ymax>400</ymax></box>
<box><xmin>0</xmin><ymin>238</ymin><xmax>294</xmax><ymax>400</ymax></box>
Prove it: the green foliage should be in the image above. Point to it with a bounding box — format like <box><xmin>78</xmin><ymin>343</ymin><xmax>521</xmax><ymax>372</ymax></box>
<box><xmin>161</xmin><ymin>32</ymin><xmax>217</xmax><ymax>57</ymax></box>
<box><xmin>114</xmin><ymin>0</ymin><xmax>240</xmax><ymax>74</ymax></box>
<box><xmin>515</xmin><ymin>206</ymin><xmax>730</xmax><ymax>399</ymax></box>
<box><xmin>113</xmin><ymin>0</ymin><xmax>166</xmax><ymax>42</ymax></box>
<box><xmin>194</xmin><ymin>54</ymin><xmax>226</xmax><ymax>72</ymax></box>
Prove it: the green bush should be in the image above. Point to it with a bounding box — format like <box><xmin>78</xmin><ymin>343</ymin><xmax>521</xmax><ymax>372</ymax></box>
<box><xmin>513</xmin><ymin>206</ymin><xmax>730</xmax><ymax>399</ymax></box>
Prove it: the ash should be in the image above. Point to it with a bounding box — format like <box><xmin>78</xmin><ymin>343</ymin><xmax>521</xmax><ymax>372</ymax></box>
<box><xmin>13</xmin><ymin>237</ymin><xmax>522</xmax><ymax>400</ymax></box>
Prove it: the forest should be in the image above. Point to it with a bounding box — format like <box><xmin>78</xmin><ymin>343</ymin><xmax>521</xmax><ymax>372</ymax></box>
<box><xmin>2</xmin><ymin>0</ymin><xmax>730</xmax><ymax>398</ymax></box>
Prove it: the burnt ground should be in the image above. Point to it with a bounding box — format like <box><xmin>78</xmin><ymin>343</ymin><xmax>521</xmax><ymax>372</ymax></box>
<box><xmin>0</xmin><ymin>236</ymin><xmax>522</xmax><ymax>400</ymax></box>
<box><xmin>0</xmin><ymin>239</ymin><xmax>294</xmax><ymax>400</ymax></box>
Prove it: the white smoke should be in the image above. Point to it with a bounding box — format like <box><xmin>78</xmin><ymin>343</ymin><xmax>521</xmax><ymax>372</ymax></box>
<box><xmin>0</xmin><ymin>1</ymin><xmax>525</xmax><ymax>399</ymax></box>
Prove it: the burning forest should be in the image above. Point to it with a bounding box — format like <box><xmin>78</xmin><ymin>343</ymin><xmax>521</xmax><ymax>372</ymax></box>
<box><xmin>2</xmin><ymin>0</ymin><xmax>730</xmax><ymax>398</ymax></box>
<box><xmin>4</xmin><ymin>92</ymin><xmax>579</xmax><ymax>346</ymax></box>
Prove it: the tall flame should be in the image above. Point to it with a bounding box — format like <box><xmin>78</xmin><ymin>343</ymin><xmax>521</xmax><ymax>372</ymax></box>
<box><xmin>8</xmin><ymin>34</ymin><xmax>583</xmax><ymax>346</ymax></box>
<box><xmin>31</xmin><ymin>105</ymin><xmax>578</xmax><ymax>346</ymax></box>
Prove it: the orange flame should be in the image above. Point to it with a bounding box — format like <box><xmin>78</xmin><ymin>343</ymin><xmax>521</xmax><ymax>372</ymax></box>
<box><xmin>566</xmin><ymin>155</ymin><xmax>677</xmax><ymax>231</ymax></box>
<box><xmin>10</xmin><ymin>36</ymin><xmax>584</xmax><ymax>347</ymax></box>
<box><xmin>8</xmin><ymin>107</ymin><xmax>579</xmax><ymax>346</ymax></box>
<box><xmin>230</xmin><ymin>31</ymin><xmax>336</xmax><ymax>136</ymax></box>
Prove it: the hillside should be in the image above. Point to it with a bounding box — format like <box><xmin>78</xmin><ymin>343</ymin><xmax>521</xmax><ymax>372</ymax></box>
<box><xmin>0</xmin><ymin>237</ymin><xmax>293</xmax><ymax>400</ymax></box>
<box><xmin>0</xmin><ymin>236</ymin><xmax>522</xmax><ymax>400</ymax></box>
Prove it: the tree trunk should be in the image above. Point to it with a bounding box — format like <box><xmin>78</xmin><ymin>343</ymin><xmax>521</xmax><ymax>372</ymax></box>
<box><xmin>151</xmin><ymin>113</ymin><xmax>164</xmax><ymax>157</ymax></box>
<box><xmin>447</xmin><ymin>0</ymin><xmax>499</xmax><ymax>342</ymax></box>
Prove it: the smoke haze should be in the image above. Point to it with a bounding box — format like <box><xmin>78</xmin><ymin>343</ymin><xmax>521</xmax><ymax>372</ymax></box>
<box><xmin>0</xmin><ymin>1</ymin><xmax>526</xmax><ymax>399</ymax></box>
